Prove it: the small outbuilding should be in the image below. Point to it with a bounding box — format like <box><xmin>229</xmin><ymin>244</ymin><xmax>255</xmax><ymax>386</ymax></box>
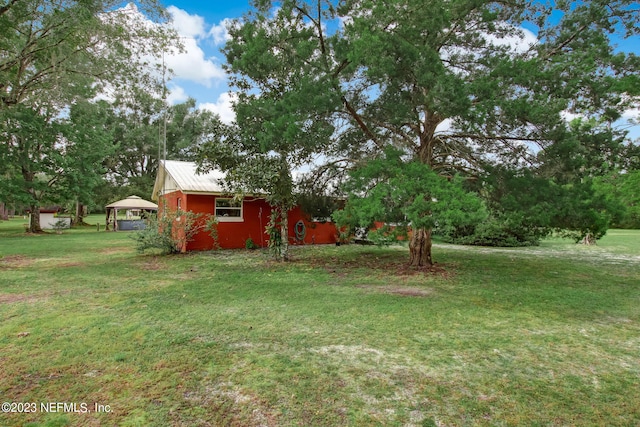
<box><xmin>105</xmin><ymin>195</ymin><xmax>158</xmax><ymax>231</ymax></box>
<box><xmin>152</xmin><ymin>160</ymin><xmax>338</xmax><ymax>251</ymax></box>
<box><xmin>38</xmin><ymin>207</ymin><xmax>71</xmax><ymax>230</ymax></box>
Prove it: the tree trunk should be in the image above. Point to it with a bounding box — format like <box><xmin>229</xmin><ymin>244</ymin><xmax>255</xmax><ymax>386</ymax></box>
<box><xmin>0</xmin><ymin>202</ymin><xmax>7</xmax><ymax>220</ymax></box>
<box><xmin>74</xmin><ymin>200</ymin><xmax>85</xmax><ymax>225</ymax></box>
<box><xmin>28</xmin><ymin>205</ymin><xmax>42</xmax><ymax>233</ymax></box>
<box><xmin>579</xmin><ymin>233</ymin><xmax>596</xmax><ymax>245</ymax></box>
<box><xmin>409</xmin><ymin>227</ymin><xmax>433</xmax><ymax>267</ymax></box>
<box><xmin>22</xmin><ymin>166</ymin><xmax>42</xmax><ymax>232</ymax></box>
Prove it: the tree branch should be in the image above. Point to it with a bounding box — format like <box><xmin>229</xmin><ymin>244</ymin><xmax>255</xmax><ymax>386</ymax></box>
<box><xmin>341</xmin><ymin>96</ymin><xmax>382</xmax><ymax>148</ymax></box>
<box><xmin>541</xmin><ymin>23</ymin><xmax>589</xmax><ymax>60</ymax></box>
<box><xmin>445</xmin><ymin>133</ymin><xmax>549</xmax><ymax>143</ymax></box>
<box><xmin>0</xmin><ymin>0</ymin><xmax>20</xmax><ymax>17</ymax></box>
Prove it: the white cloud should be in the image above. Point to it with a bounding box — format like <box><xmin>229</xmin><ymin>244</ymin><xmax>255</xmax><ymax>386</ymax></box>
<box><xmin>620</xmin><ymin>94</ymin><xmax>639</xmax><ymax>122</ymax></box>
<box><xmin>485</xmin><ymin>25</ymin><xmax>537</xmax><ymax>55</ymax></box>
<box><xmin>166</xmin><ymin>84</ymin><xmax>189</xmax><ymax>105</ymax></box>
<box><xmin>560</xmin><ymin>110</ymin><xmax>583</xmax><ymax>123</ymax></box>
<box><xmin>167</xmin><ymin>6</ymin><xmax>206</xmax><ymax>39</ymax></box>
<box><xmin>199</xmin><ymin>92</ymin><xmax>237</xmax><ymax>124</ymax></box>
<box><xmin>622</xmin><ymin>107</ymin><xmax>639</xmax><ymax>121</ymax></box>
<box><xmin>338</xmin><ymin>15</ymin><xmax>353</xmax><ymax>30</ymax></box>
<box><xmin>435</xmin><ymin>118</ymin><xmax>454</xmax><ymax>134</ymax></box>
<box><xmin>441</xmin><ymin>24</ymin><xmax>538</xmax><ymax>77</ymax></box>
<box><xmin>100</xmin><ymin>5</ymin><xmax>225</xmax><ymax>89</ymax></box>
<box><xmin>209</xmin><ymin>18</ymin><xmax>233</xmax><ymax>45</ymax></box>
<box><xmin>164</xmin><ymin>36</ymin><xmax>225</xmax><ymax>87</ymax></box>
<box><xmin>158</xmin><ymin>8</ymin><xmax>227</xmax><ymax>87</ymax></box>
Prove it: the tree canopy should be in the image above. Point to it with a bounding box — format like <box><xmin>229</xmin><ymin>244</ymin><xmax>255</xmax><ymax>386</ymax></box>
<box><xmin>205</xmin><ymin>0</ymin><xmax>639</xmax><ymax>265</ymax></box>
<box><xmin>0</xmin><ymin>0</ymin><xmax>172</xmax><ymax>110</ymax></box>
<box><xmin>0</xmin><ymin>0</ymin><xmax>180</xmax><ymax>231</ymax></box>
<box><xmin>104</xmin><ymin>91</ymin><xmax>224</xmax><ymax>203</ymax></box>
<box><xmin>198</xmin><ymin>4</ymin><xmax>339</xmax><ymax>260</ymax></box>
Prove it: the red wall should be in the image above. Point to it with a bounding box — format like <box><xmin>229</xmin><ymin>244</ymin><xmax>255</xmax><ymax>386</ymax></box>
<box><xmin>189</xmin><ymin>195</ymin><xmax>272</xmax><ymax>250</ymax></box>
<box><xmin>159</xmin><ymin>192</ymin><xmax>338</xmax><ymax>251</ymax></box>
<box><xmin>157</xmin><ymin>190</ymin><xmax>184</xmax><ymax>217</ymax></box>
<box><xmin>288</xmin><ymin>206</ymin><xmax>338</xmax><ymax>246</ymax></box>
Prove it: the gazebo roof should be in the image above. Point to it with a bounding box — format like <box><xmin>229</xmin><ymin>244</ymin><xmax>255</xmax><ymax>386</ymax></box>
<box><xmin>105</xmin><ymin>195</ymin><xmax>158</xmax><ymax>210</ymax></box>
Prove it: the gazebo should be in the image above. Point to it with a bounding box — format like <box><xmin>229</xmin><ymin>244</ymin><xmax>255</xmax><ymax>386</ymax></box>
<box><xmin>105</xmin><ymin>195</ymin><xmax>158</xmax><ymax>231</ymax></box>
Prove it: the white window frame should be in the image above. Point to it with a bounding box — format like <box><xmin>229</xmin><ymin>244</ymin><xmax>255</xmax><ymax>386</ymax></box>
<box><xmin>215</xmin><ymin>198</ymin><xmax>243</xmax><ymax>222</ymax></box>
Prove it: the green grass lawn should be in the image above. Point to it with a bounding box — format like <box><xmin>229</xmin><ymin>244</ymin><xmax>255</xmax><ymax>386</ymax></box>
<box><xmin>1</xmin><ymin>217</ymin><xmax>639</xmax><ymax>426</ymax></box>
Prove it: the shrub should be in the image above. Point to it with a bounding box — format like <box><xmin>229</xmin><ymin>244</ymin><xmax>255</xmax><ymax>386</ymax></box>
<box><xmin>52</xmin><ymin>218</ymin><xmax>70</xmax><ymax>235</ymax></box>
<box><xmin>204</xmin><ymin>215</ymin><xmax>219</xmax><ymax>249</ymax></box>
<box><xmin>132</xmin><ymin>210</ymin><xmax>205</xmax><ymax>254</ymax></box>
<box><xmin>245</xmin><ymin>238</ymin><xmax>258</xmax><ymax>250</ymax></box>
<box><xmin>266</xmin><ymin>210</ymin><xmax>281</xmax><ymax>257</ymax></box>
<box><xmin>437</xmin><ymin>215</ymin><xmax>543</xmax><ymax>247</ymax></box>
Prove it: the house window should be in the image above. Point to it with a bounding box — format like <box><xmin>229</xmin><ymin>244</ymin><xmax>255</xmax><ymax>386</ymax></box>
<box><xmin>177</xmin><ymin>198</ymin><xmax>182</xmax><ymax>210</ymax></box>
<box><xmin>215</xmin><ymin>198</ymin><xmax>243</xmax><ymax>222</ymax></box>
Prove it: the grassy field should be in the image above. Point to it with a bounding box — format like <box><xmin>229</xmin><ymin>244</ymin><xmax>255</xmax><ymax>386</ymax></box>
<box><xmin>1</xmin><ymin>216</ymin><xmax>639</xmax><ymax>426</ymax></box>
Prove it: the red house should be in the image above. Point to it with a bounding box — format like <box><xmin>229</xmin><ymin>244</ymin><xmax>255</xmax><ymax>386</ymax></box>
<box><xmin>152</xmin><ymin>160</ymin><xmax>338</xmax><ymax>251</ymax></box>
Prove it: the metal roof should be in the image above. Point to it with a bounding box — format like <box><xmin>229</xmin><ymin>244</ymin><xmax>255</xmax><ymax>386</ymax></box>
<box><xmin>155</xmin><ymin>160</ymin><xmax>226</xmax><ymax>197</ymax></box>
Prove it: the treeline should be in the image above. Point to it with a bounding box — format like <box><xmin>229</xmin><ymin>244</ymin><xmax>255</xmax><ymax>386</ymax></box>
<box><xmin>2</xmin><ymin>0</ymin><xmax>639</xmax><ymax>267</ymax></box>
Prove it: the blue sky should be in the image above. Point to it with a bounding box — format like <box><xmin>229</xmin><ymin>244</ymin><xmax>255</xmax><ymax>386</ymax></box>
<box><xmin>157</xmin><ymin>2</ymin><xmax>639</xmax><ymax>140</ymax></box>
<box><xmin>152</xmin><ymin>2</ymin><xmax>251</xmax><ymax>123</ymax></box>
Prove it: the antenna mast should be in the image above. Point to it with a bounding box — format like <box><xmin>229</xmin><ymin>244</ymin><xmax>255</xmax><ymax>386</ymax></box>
<box><xmin>159</xmin><ymin>49</ymin><xmax>167</xmax><ymax>202</ymax></box>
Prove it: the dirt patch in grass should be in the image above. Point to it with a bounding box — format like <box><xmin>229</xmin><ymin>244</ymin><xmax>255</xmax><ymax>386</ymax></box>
<box><xmin>380</xmin><ymin>287</ymin><xmax>433</xmax><ymax>297</ymax></box>
<box><xmin>357</xmin><ymin>285</ymin><xmax>435</xmax><ymax>297</ymax></box>
<box><xmin>56</xmin><ymin>261</ymin><xmax>86</xmax><ymax>268</ymax></box>
<box><xmin>390</xmin><ymin>287</ymin><xmax>433</xmax><ymax>297</ymax></box>
<box><xmin>139</xmin><ymin>257</ymin><xmax>165</xmax><ymax>271</ymax></box>
<box><xmin>184</xmin><ymin>381</ymin><xmax>279</xmax><ymax>427</ymax></box>
<box><xmin>0</xmin><ymin>290</ymin><xmax>73</xmax><ymax>305</ymax></box>
<box><xmin>0</xmin><ymin>255</ymin><xmax>34</xmax><ymax>268</ymax></box>
<box><xmin>395</xmin><ymin>262</ymin><xmax>452</xmax><ymax>277</ymax></box>
<box><xmin>98</xmin><ymin>247</ymin><xmax>133</xmax><ymax>255</ymax></box>
<box><xmin>28</xmin><ymin>258</ymin><xmax>87</xmax><ymax>269</ymax></box>
<box><xmin>0</xmin><ymin>293</ymin><xmax>39</xmax><ymax>304</ymax></box>
<box><xmin>306</xmin><ymin>250</ymin><xmax>454</xmax><ymax>278</ymax></box>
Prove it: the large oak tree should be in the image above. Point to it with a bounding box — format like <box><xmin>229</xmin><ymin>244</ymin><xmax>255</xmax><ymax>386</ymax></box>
<box><xmin>216</xmin><ymin>0</ymin><xmax>639</xmax><ymax>266</ymax></box>
<box><xmin>0</xmin><ymin>0</ymin><xmax>179</xmax><ymax>231</ymax></box>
